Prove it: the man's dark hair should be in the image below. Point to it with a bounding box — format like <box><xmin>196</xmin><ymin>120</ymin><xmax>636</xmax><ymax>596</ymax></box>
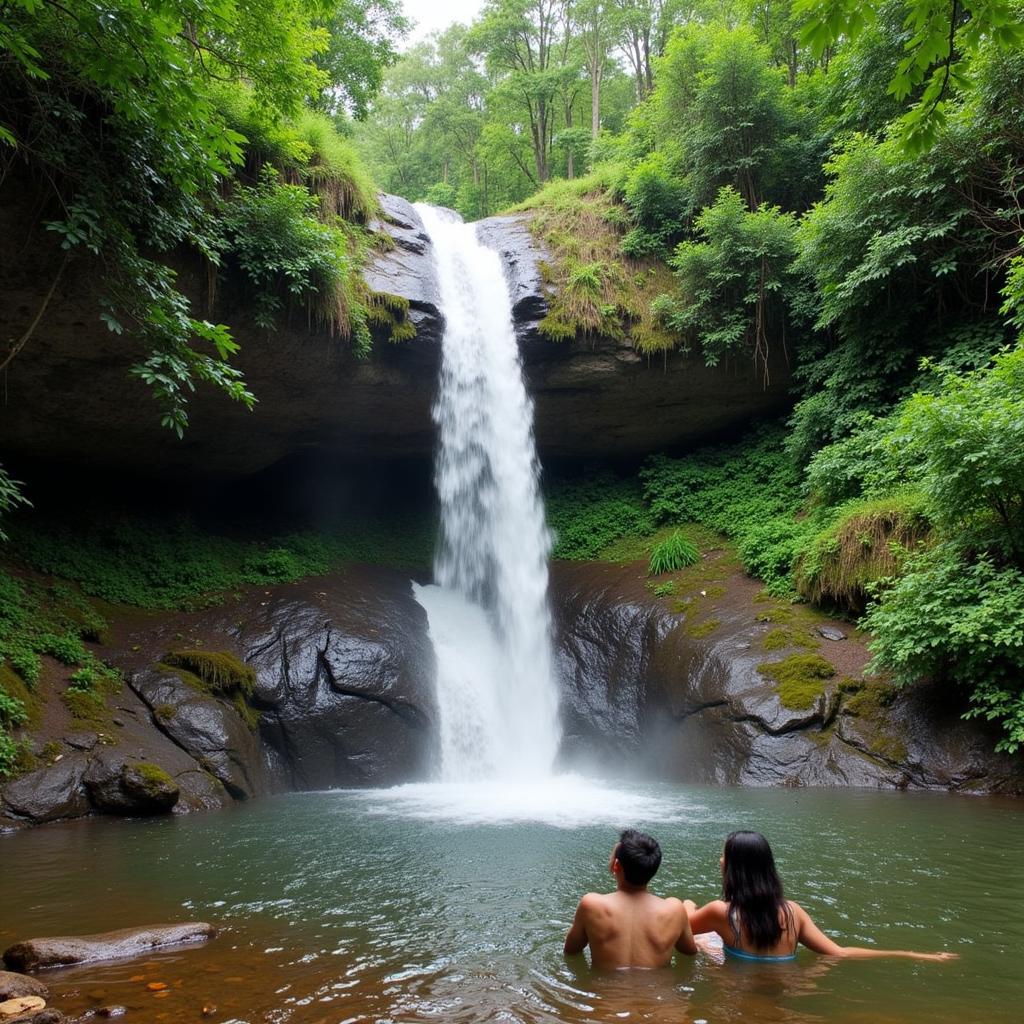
<box><xmin>616</xmin><ymin>829</ymin><xmax>662</xmax><ymax>886</ymax></box>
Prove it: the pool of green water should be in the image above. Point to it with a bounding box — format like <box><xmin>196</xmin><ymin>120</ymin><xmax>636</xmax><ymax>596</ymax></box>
<box><xmin>1</xmin><ymin>780</ymin><xmax>1021</xmax><ymax>1024</ymax></box>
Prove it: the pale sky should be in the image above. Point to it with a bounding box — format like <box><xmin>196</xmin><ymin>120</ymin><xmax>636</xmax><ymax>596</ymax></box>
<box><xmin>400</xmin><ymin>0</ymin><xmax>485</xmax><ymax>46</ymax></box>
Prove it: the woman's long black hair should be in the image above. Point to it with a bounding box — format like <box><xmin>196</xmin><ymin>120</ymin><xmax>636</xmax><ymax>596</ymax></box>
<box><xmin>722</xmin><ymin>831</ymin><xmax>792</xmax><ymax>950</ymax></box>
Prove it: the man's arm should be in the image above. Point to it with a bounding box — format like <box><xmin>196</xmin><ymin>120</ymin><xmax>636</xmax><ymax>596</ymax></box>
<box><xmin>564</xmin><ymin>896</ymin><xmax>592</xmax><ymax>956</ymax></box>
<box><xmin>673</xmin><ymin>899</ymin><xmax>698</xmax><ymax>956</ymax></box>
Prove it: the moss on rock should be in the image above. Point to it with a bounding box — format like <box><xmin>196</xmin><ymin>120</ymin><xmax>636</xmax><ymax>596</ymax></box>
<box><xmin>758</xmin><ymin>653</ymin><xmax>836</xmax><ymax>710</ymax></box>
<box><xmin>164</xmin><ymin>650</ymin><xmax>256</xmax><ymax>698</ymax></box>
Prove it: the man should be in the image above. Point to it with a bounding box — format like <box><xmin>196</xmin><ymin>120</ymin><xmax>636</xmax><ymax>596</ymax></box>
<box><xmin>564</xmin><ymin>829</ymin><xmax>697</xmax><ymax>969</ymax></box>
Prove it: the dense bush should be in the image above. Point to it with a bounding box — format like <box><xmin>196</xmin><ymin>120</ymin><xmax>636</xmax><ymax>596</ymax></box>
<box><xmin>219</xmin><ymin>168</ymin><xmax>371</xmax><ymax>351</ymax></box>
<box><xmin>865</xmin><ymin>546</ymin><xmax>1024</xmax><ymax>753</ymax></box>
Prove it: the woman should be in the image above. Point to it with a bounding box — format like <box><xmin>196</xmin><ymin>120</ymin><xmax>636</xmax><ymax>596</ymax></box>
<box><xmin>687</xmin><ymin>831</ymin><xmax>957</xmax><ymax>962</ymax></box>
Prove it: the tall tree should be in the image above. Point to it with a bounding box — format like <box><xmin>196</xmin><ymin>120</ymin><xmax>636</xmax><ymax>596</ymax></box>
<box><xmin>470</xmin><ymin>0</ymin><xmax>570</xmax><ymax>183</ymax></box>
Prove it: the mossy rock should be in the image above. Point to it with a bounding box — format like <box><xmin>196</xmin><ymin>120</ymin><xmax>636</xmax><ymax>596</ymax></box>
<box><xmin>843</xmin><ymin>679</ymin><xmax>898</xmax><ymax>718</ymax></box>
<box><xmin>758</xmin><ymin>654</ymin><xmax>836</xmax><ymax>710</ymax></box>
<box><xmin>164</xmin><ymin>650</ymin><xmax>256</xmax><ymax>698</ymax></box>
<box><xmin>686</xmin><ymin>618</ymin><xmax>720</xmax><ymax>639</ymax></box>
<box><xmin>762</xmin><ymin>627</ymin><xmax>819</xmax><ymax>652</ymax></box>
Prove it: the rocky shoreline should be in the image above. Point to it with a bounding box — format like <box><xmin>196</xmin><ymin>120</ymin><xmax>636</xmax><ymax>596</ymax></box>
<box><xmin>3</xmin><ymin>559</ymin><xmax>1019</xmax><ymax>832</ymax></box>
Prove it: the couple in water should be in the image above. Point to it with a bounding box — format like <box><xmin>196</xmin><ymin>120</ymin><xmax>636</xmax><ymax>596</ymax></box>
<box><xmin>565</xmin><ymin>829</ymin><xmax>958</xmax><ymax>969</ymax></box>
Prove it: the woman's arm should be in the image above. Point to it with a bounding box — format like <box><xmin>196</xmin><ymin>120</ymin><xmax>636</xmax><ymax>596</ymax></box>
<box><xmin>686</xmin><ymin>899</ymin><xmax>729</xmax><ymax>939</ymax></box>
<box><xmin>792</xmin><ymin>903</ymin><xmax>958</xmax><ymax>961</ymax></box>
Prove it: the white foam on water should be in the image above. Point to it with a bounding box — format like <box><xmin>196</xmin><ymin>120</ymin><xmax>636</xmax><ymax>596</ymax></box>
<box><xmin>349</xmin><ymin>776</ymin><xmax>703</xmax><ymax>829</ymax></box>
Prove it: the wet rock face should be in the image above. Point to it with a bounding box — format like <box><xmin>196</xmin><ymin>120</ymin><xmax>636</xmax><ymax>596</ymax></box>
<box><xmin>0</xmin><ymin>568</ymin><xmax>437</xmax><ymax>827</ymax></box>
<box><xmin>550</xmin><ymin>562</ymin><xmax>1024</xmax><ymax>792</ymax></box>
<box><xmin>239</xmin><ymin>568</ymin><xmax>438</xmax><ymax>789</ymax></box>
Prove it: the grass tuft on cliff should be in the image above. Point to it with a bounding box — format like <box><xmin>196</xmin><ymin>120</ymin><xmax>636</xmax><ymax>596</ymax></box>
<box><xmin>511</xmin><ymin>173</ymin><xmax>679</xmax><ymax>352</ymax></box>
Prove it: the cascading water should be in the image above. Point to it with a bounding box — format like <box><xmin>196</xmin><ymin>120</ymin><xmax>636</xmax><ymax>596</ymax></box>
<box><xmin>412</xmin><ymin>203</ymin><xmax>561</xmax><ymax>782</ymax></box>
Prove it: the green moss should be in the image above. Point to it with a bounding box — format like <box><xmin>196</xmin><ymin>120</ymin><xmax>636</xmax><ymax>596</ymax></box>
<box><xmin>762</xmin><ymin>627</ymin><xmax>820</xmax><ymax>652</ymax></box>
<box><xmin>155</xmin><ymin>702</ymin><xmax>177</xmax><ymax>722</ymax></box>
<box><xmin>686</xmin><ymin>618</ymin><xmax>720</xmax><ymax>638</ymax></box>
<box><xmin>164</xmin><ymin>650</ymin><xmax>256</xmax><ymax>698</ymax></box>
<box><xmin>758</xmin><ymin>654</ymin><xmax>836</xmax><ymax>710</ymax></box>
<box><xmin>62</xmin><ymin>687</ymin><xmax>109</xmax><ymax>727</ymax></box>
<box><xmin>869</xmin><ymin>733</ymin><xmax>909</xmax><ymax>764</ymax></box>
<box><xmin>132</xmin><ymin>761</ymin><xmax>176</xmax><ymax>792</ymax></box>
<box><xmin>40</xmin><ymin>740</ymin><xmax>62</xmax><ymax>761</ymax></box>
<box><xmin>232</xmin><ymin>692</ymin><xmax>261</xmax><ymax>731</ymax></box>
<box><xmin>163</xmin><ymin>651</ymin><xmax>261</xmax><ymax>731</ymax></box>
<box><xmin>843</xmin><ymin>679</ymin><xmax>898</xmax><ymax>718</ymax></box>
<box><xmin>647</xmin><ymin>580</ymin><xmax>676</xmax><ymax>597</ymax></box>
<box><xmin>0</xmin><ymin>663</ymin><xmax>42</xmax><ymax>729</ymax></box>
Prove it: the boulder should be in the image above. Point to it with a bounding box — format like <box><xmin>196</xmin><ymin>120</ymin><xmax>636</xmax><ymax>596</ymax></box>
<box><xmin>364</xmin><ymin>194</ymin><xmax>443</xmax><ymax>344</ymax></box>
<box><xmin>549</xmin><ymin>561</ymin><xmax>1024</xmax><ymax>791</ymax></box>
<box><xmin>130</xmin><ymin>670</ymin><xmax>266</xmax><ymax>800</ymax></box>
<box><xmin>0</xmin><ymin>975</ymin><xmax>48</xmax><ymax>1003</ymax></box>
<box><xmin>83</xmin><ymin>754</ymin><xmax>180</xmax><ymax>815</ymax></box>
<box><xmin>3</xmin><ymin>923</ymin><xmax>216</xmax><ymax>972</ymax></box>
<box><xmin>475</xmin><ymin>213</ymin><xmax>548</xmax><ymax>337</ymax></box>
<box><xmin>238</xmin><ymin>567</ymin><xmax>438</xmax><ymax>789</ymax></box>
<box><xmin>0</xmin><ymin>756</ymin><xmax>90</xmax><ymax>823</ymax></box>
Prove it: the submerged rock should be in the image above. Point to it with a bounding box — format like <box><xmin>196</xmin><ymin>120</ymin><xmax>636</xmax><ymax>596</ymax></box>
<box><xmin>0</xmin><ymin>974</ymin><xmax>48</xmax><ymax>1003</ymax></box>
<box><xmin>3</xmin><ymin>923</ymin><xmax>216</xmax><ymax>972</ymax></box>
<box><xmin>0</xmin><ymin>995</ymin><xmax>46</xmax><ymax>1018</ymax></box>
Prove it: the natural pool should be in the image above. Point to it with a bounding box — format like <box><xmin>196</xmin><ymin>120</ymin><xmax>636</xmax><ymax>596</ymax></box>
<box><xmin>2</xmin><ymin>780</ymin><xmax>1022</xmax><ymax>1024</ymax></box>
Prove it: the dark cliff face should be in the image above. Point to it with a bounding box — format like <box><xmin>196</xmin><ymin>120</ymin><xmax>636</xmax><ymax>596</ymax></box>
<box><xmin>0</xmin><ymin>192</ymin><xmax>791</xmax><ymax>481</ymax></box>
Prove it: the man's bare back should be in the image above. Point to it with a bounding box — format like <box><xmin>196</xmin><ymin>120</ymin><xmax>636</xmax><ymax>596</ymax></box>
<box><xmin>564</xmin><ymin>830</ymin><xmax>697</xmax><ymax>970</ymax></box>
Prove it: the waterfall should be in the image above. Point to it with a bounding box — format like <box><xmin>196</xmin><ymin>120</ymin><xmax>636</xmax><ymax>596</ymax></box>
<box><xmin>413</xmin><ymin>204</ymin><xmax>561</xmax><ymax>782</ymax></box>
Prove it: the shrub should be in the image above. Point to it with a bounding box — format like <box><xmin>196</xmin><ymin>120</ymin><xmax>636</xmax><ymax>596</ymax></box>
<box><xmin>796</xmin><ymin>492</ymin><xmax>931</xmax><ymax>611</ymax></box>
<box><xmin>219</xmin><ymin>167</ymin><xmax>364</xmax><ymax>342</ymax></box>
<box><xmin>649</xmin><ymin>532</ymin><xmax>700</xmax><ymax>575</ymax></box>
<box><xmin>864</xmin><ymin>543</ymin><xmax>1024</xmax><ymax>753</ymax></box>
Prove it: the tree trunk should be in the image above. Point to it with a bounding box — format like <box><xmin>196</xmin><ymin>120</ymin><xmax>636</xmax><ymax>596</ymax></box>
<box><xmin>591</xmin><ymin>69</ymin><xmax>601</xmax><ymax>138</ymax></box>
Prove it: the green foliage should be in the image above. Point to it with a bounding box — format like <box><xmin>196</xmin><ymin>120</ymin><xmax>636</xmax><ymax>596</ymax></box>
<box><xmin>865</xmin><ymin>544</ymin><xmax>1024</xmax><ymax>752</ymax></box>
<box><xmin>658</xmin><ymin>186</ymin><xmax>807</xmax><ymax>373</ymax></box>
<box><xmin>891</xmin><ymin>349</ymin><xmax>1024</xmax><ymax>561</ymax></box>
<box><xmin>1</xmin><ymin>0</ymin><xmax>390</xmax><ymax>437</ymax></box>
<box><xmin>219</xmin><ymin>168</ymin><xmax>367</xmax><ymax>342</ymax></box>
<box><xmin>546</xmin><ymin>474</ymin><xmax>655</xmax><ymax>560</ymax></box>
<box><xmin>620</xmin><ymin>153</ymin><xmax>690</xmax><ymax>258</ymax></box>
<box><xmin>0</xmin><ymin>465</ymin><xmax>31</xmax><ymax>543</ymax></box>
<box><xmin>758</xmin><ymin>652</ymin><xmax>836</xmax><ymax>709</ymax></box>
<box><xmin>640</xmin><ymin>427</ymin><xmax>809</xmax><ymax>592</ymax></box>
<box><xmin>648</xmin><ymin>532</ymin><xmax>700</xmax><ymax>575</ymax></box>
<box><xmin>8</xmin><ymin>511</ymin><xmax>433</xmax><ymax>610</ymax></box>
<box><xmin>797</xmin><ymin>0</ymin><xmax>1024</xmax><ymax>151</ymax></box>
